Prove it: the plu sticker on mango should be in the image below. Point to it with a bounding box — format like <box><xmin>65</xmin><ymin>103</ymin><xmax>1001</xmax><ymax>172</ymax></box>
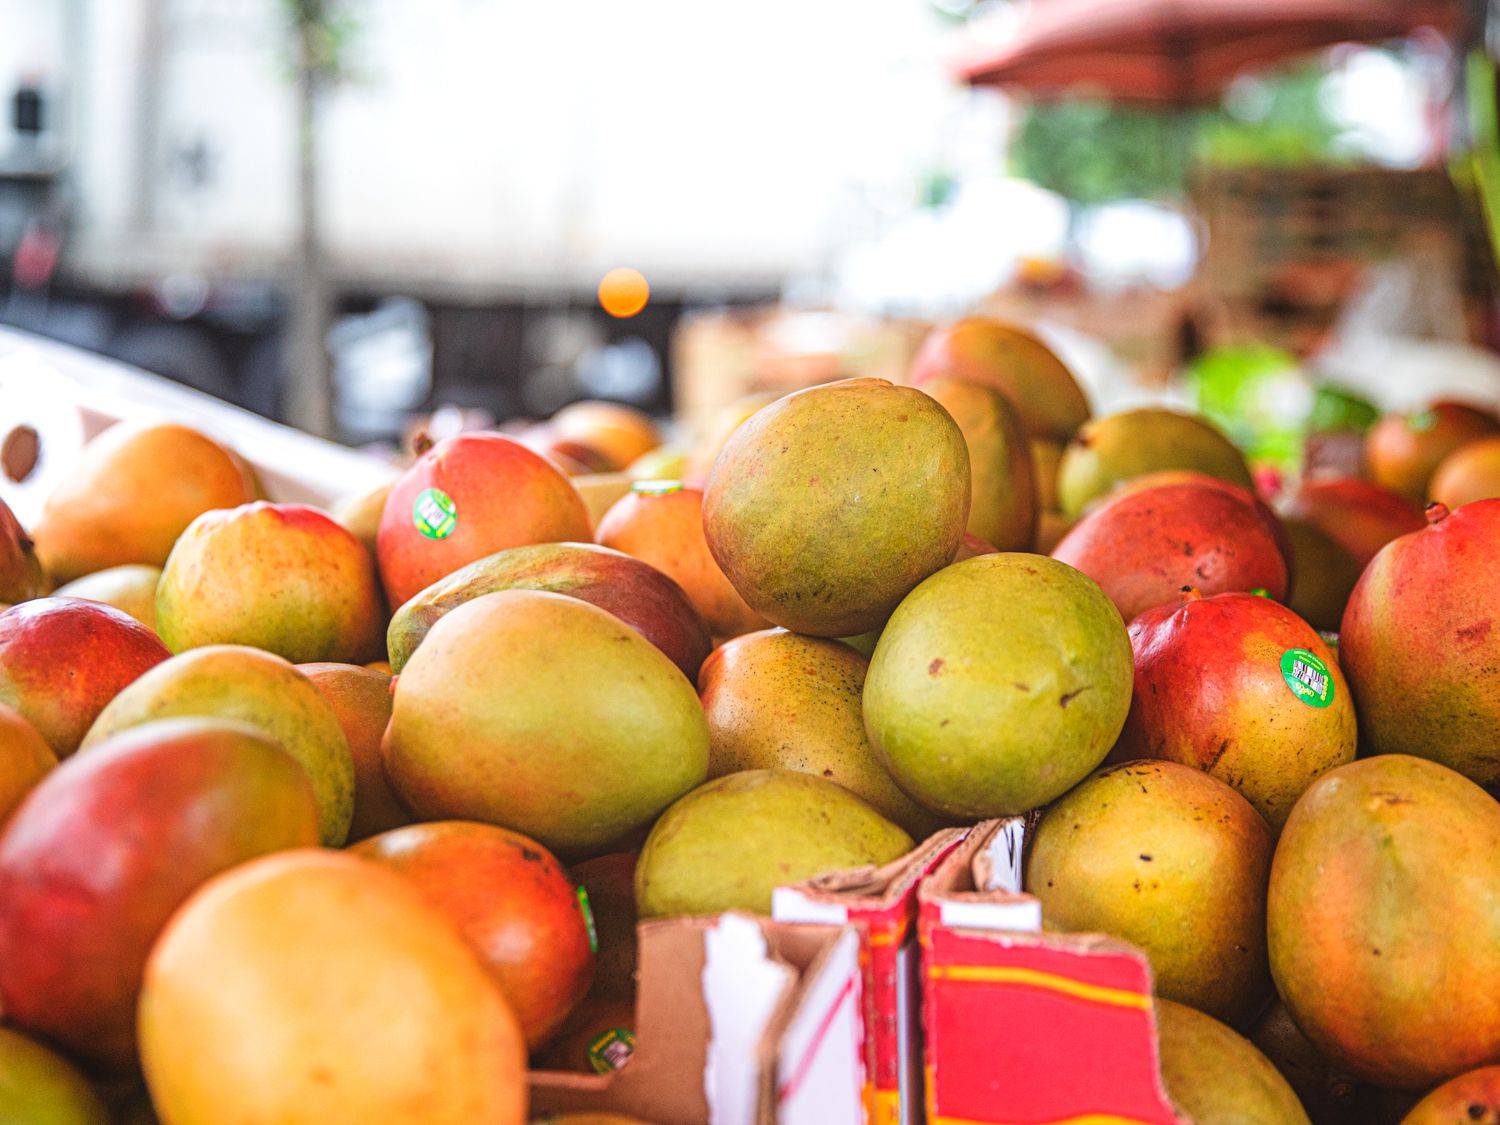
<box><xmin>587</xmin><ymin>1028</ymin><xmax>635</xmax><ymax>1074</ymax></box>
<box><xmin>1281</xmin><ymin>648</ymin><xmax>1334</xmax><ymax>709</ymax></box>
<box><xmin>413</xmin><ymin>488</ymin><xmax>457</xmax><ymax>539</ymax></box>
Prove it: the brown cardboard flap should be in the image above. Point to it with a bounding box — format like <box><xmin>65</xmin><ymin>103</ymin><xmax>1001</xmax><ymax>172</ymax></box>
<box><xmin>530</xmin><ymin>915</ymin><xmax>855</xmax><ymax>1125</ymax></box>
<box><xmin>776</xmin><ymin>827</ymin><xmax>969</xmax><ymax>914</ymax></box>
<box><xmin>531</xmin><ymin>919</ymin><xmax>713</xmax><ymax>1125</ymax></box>
<box><xmin>919</xmin><ymin>819</ymin><xmax>1042</xmax><ymax>934</ymax></box>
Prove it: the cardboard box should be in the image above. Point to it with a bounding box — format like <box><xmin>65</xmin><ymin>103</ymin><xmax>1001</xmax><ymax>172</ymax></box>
<box><xmin>0</xmin><ymin>327</ymin><xmax>396</xmax><ymax>524</ymax></box>
<box><xmin>772</xmin><ymin>829</ymin><xmax>969</xmax><ymax>1125</ymax></box>
<box><xmin>531</xmin><ymin>913</ymin><xmax>866</xmax><ymax>1125</ymax></box>
<box><xmin>918</xmin><ymin>819</ymin><xmax>1185</xmax><ymax>1125</ymax></box>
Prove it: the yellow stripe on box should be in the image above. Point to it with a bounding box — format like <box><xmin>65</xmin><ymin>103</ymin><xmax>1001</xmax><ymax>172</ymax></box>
<box><xmin>927</xmin><ymin>965</ymin><xmax>1152</xmax><ymax>1012</ymax></box>
<box><xmin>872</xmin><ymin>1087</ymin><xmax>901</xmax><ymax>1125</ymax></box>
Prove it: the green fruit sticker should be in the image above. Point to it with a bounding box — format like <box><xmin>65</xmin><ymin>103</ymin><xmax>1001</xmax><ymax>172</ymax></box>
<box><xmin>576</xmin><ymin>885</ymin><xmax>598</xmax><ymax>955</ymax></box>
<box><xmin>586</xmin><ymin>1028</ymin><xmax>636</xmax><ymax>1074</ymax></box>
<box><xmin>412</xmin><ymin>488</ymin><xmax>457</xmax><ymax>539</ymax></box>
<box><xmin>1281</xmin><ymin>648</ymin><xmax>1334</xmax><ymax>709</ymax></box>
<box><xmin>1409</xmin><ymin>410</ymin><xmax>1437</xmax><ymax>432</ymax></box>
<box><xmin>632</xmin><ymin>479</ymin><xmax>684</xmax><ymax>496</ymax></box>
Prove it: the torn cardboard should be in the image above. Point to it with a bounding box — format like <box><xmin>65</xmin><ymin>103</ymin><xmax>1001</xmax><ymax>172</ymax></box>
<box><xmin>918</xmin><ymin>818</ymin><xmax>1185</xmax><ymax>1125</ymax></box>
<box><xmin>772</xmin><ymin>828</ymin><xmax>967</xmax><ymax>1125</ymax></box>
<box><xmin>531</xmin><ymin>913</ymin><xmax>865</xmax><ymax>1125</ymax></box>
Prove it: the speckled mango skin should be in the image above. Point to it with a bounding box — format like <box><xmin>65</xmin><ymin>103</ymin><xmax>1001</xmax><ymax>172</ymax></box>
<box><xmin>1400</xmin><ymin>1066</ymin><xmax>1500</xmax><ymax>1124</ymax></box>
<box><xmin>1155</xmin><ymin>999</ymin><xmax>1311</xmax><ymax>1125</ymax></box>
<box><xmin>1366</xmin><ymin>402</ymin><xmax>1500</xmax><ymax>503</ymax></box>
<box><xmin>917</xmin><ymin>376</ymin><xmax>1037</xmax><ymax>552</ymax></box>
<box><xmin>54</xmin><ymin>565</ymin><xmax>161</xmax><ymax>631</ymax></box>
<box><xmin>634</xmin><ymin>769</ymin><xmax>913</xmax><ymax>918</ymax></box>
<box><xmin>386</xmin><ymin>541</ymin><xmax>711</xmax><ymax>681</ymax></box>
<box><xmin>297</xmin><ymin>663</ymin><xmax>408</xmax><ymax>842</ymax></box>
<box><xmin>31</xmin><ymin>421</ymin><xmax>258</xmax><ymax>584</ymax></box>
<box><xmin>1056</xmin><ymin>408</ymin><xmax>1253</xmax><ymax>519</ymax></box>
<box><xmin>697</xmin><ymin>629</ymin><xmax>946</xmax><ymax>838</ymax></box>
<box><xmin>863</xmin><ymin>554</ymin><xmax>1132</xmax><ymax>818</ymax></box>
<box><xmin>81</xmin><ymin>645</ymin><xmax>354</xmax><ymax>846</ymax></box>
<box><xmin>1340</xmin><ymin>500</ymin><xmax>1500</xmax><ymax>785</ymax></box>
<box><xmin>384</xmin><ymin>590</ymin><xmax>708</xmax><ymax>855</ymax></box>
<box><xmin>157</xmin><ymin>503</ymin><xmax>384</xmax><ymax>665</ymax></box>
<box><xmin>1025</xmin><ymin>760</ymin><xmax>1272</xmax><ymax>1026</ymax></box>
<box><xmin>702</xmin><ymin>378</ymin><xmax>970</xmax><ymax>637</ymax></box>
<box><xmin>1117</xmin><ymin>590</ymin><xmax>1356</xmax><ymax>832</ymax></box>
<box><xmin>376</xmin><ymin>432</ymin><xmax>592</xmax><ymax>609</ymax></box>
<box><xmin>596</xmin><ymin>484</ymin><xmax>767</xmax><ymax>640</ymax></box>
<box><xmin>1268</xmin><ymin>755</ymin><xmax>1500</xmax><ymax>1090</ymax></box>
<box><xmin>0</xmin><ymin>598</ymin><xmax>170</xmax><ymax>758</ymax></box>
<box><xmin>907</xmin><ymin>318</ymin><xmax>1091</xmax><ymax>443</ymax></box>
<box><xmin>1052</xmin><ymin>482</ymin><xmax>1288</xmax><ymax>623</ymax></box>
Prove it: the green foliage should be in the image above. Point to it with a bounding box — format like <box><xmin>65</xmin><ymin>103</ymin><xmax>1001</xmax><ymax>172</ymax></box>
<box><xmin>1183</xmin><ymin>346</ymin><xmax>1379</xmax><ymax>472</ymax></box>
<box><xmin>281</xmin><ymin>0</ymin><xmax>360</xmax><ymax>86</ymax></box>
<box><xmin>1010</xmin><ymin>61</ymin><xmax>1346</xmax><ymax>205</ymax></box>
<box><xmin>1011</xmin><ymin>103</ymin><xmax>1192</xmax><ymax>206</ymax></box>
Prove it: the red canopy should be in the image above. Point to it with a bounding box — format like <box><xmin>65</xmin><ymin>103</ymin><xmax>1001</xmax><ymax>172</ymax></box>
<box><xmin>956</xmin><ymin>0</ymin><xmax>1462</xmax><ymax>106</ymax></box>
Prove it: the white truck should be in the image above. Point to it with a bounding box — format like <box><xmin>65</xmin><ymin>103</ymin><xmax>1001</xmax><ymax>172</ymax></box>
<box><xmin>0</xmin><ymin>0</ymin><xmax>952</xmax><ymax>437</ymax></box>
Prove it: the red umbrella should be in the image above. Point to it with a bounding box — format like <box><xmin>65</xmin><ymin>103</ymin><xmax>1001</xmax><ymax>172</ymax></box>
<box><xmin>955</xmin><ymin>0</ymin><xmax>1462</xmax><ymax>106</ymax></box>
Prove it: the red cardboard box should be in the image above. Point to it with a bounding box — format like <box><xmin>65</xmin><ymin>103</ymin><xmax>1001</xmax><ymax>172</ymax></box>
<box><xmin>918</xmin><ymin>819</ymin><xmax>1185</xmax><ymax>1125</ymax></box>
<box><xmin>772</xmin><ymin>829</ymin><xmax>968</xmax><ymax>1125</ymax></box>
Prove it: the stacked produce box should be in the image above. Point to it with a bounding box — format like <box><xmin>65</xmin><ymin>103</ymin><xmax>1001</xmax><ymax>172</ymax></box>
<box><xmin>0</xmin><ymin>314</ymin><xmax>1497</xmax><ymax>1125</ymax></box>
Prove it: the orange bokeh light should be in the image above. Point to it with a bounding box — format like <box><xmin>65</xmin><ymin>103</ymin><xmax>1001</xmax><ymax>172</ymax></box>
<box><xmin>598</xmin><ymin>268</ymin><xmax>650</xmax><ymax>318</ymax></box>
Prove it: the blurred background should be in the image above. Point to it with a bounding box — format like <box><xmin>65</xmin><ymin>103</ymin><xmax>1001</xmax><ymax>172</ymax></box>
<box><xmin>1</xmin><ymin>0</ymin><xmax>1496</xmax><ymax>449</ymax></box>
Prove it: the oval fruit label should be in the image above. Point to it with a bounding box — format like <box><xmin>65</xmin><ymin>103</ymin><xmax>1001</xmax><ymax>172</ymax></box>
<box><xmin>632</xmin><ymin>479</ymin><xmax>684</xmax><ymax>496</ymax></box>
<box><xmin>576</xmin><ymin>886</ymin><xmax>598</xmax><ymax>955</ymax></box>
<box><xmin>1281</xmin><ymin>648</ymin><xmax>1334</xmax><ymax>709</ymax></box>
<box><xmin>412</xmin><ymin>488</ymin><xmax>457</xmax><ymax>539</ymax></box>
<box><xmin>586</xmin><ymin>1027</ymin><xmax>636</xmax><ymax>1074</ymax></box>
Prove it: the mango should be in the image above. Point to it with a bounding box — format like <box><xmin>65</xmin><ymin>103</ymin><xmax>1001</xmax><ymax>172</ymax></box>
<box><xmin>377</xmin><ymin>432</ymin><xmax>592</xmax><ymax>608</ymax></box>
<box><xmin>384</xmin><ymin>590</ymin><xmax>707</xmax><ymax>854</ymax></box>
<box><xmin>698</xmin><ymin>628</ymin><xmax>943</xmax><ymax>837</ymax></box>
<box><xmin>1268</xmin><ymin>755</ymin><xmax>1500</xmax><ymax>1089</ymax></box>
<box><xmin>298</xmin><ymin>662</ymin><xmax>408</xmax><ymax>841</ymax></box>
<box><xmin>1056</xmin><ymin>408</ymin><xmax>1252</xmax><ymax>519</ymax></box>
<box><xmin>138</xmin><ymin>849</ymin><xmax>526</xmax><ymax>1125</ymax></box>
<box><xmin>0</xmin><ymin>597</ymin><xmax>169</xmax><ymax>757</ymax></box>
<box><xmin>1026</xmin><ymin>760</ymin><xmax>1272</xmax><ymax>1025</ymax></box>
<box><xmin>157</xmin><ymin>502</ymin><xmax>383</xmax><ymax>664</ymax></box>
<box><xmin>0</xmin><ymin>718</ymin><xmax>319</xmax><ymax>1068</ymax></box>
<box><xmin>82</xmin><ymin>645</ymin><xmax>354</xmax><ymax>845</ymax></box>
<box><xmin>596</xmin><ymin>482</ymin><xmax>767</xmax><ymax>639</ymax></box>
<box><xmin>636</xmin><ymin>769</ymin><xmax>913</xmax><ymax>918</ymax></box>
<box><xmin>31</xmin><ymin>421</ymin><xmax>257</xmax><ymax>583</ymax></box>
<box><xmin>864</xmin><ymin>554</ymin><xmax>1131</xmax><ymax>818</ymax></box>
<box><xmin>918</xmin><ymin>376</ymin><xmax>1038</xmax><ymax>551</ymax></box>
<box><xmin>703</xmin><ymin>377</ymin><xmax>969</xmax><ymax>637</ymax></box>
<box><xmin>388</xmin><ymin>541</ymin><xmax>710</xmax><ymax>681</ymax></box>
<box><xmin>908</xmin><ymin>317</ymin><xmax>1090</xmax><ymax>442</ymax></box>
<box><xmin>1155</xmin><ymin>999</ymin><xmax>1310</xmax><ymax>1125</ymax></box>
<box><xmin>55</xmin><ymin>564</ymin><xmax>161</xmax><ymax>630</ymax></box>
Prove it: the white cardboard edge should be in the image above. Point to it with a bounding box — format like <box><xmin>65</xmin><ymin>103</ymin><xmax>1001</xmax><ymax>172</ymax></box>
<box><xmin>703</xmin><ymin>914</ymin><xmax>794</xmax><ymax>1125</ymax></box>
<box><xmin>770</xmin><ymin>887</ymin><xmax>852</xmax><ymax>926</ymax></box>
<box><xmin>776</xmin><ymin>927</ymin><xmax>865</xmax><ymax>1125</ymax></box>
<box><xmin>938</xmin><ymin>897</ymin><xmax>1043</xmax><ymax>934</ymax></box>
<box><xmin>981</xmin><ymin>818</ymin><xmax>1027</xmax><ymax>895</ymax></box>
